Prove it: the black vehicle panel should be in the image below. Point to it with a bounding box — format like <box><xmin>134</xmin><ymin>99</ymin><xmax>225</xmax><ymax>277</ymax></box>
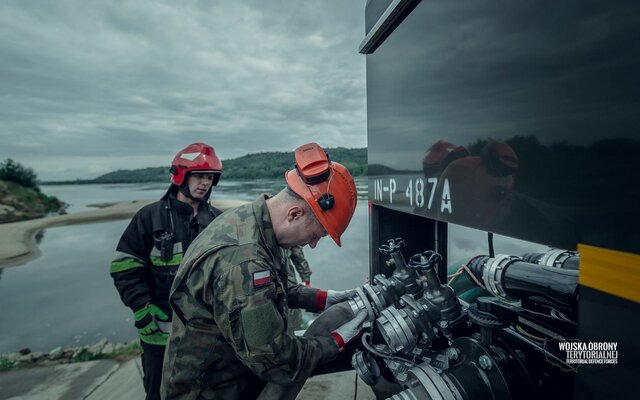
<box><xmin>366</xmin><ymin>0</ymin><xmax>640</xmax><ymax>253</ymax></box>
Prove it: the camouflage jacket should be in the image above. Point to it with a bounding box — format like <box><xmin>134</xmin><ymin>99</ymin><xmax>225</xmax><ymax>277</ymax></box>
<box><xmin>284</xmin><ymin>245</ymin><xmax>312</xmax><ymax>283</ymax></box>
<box><xmin>162</xmin><ymin>195</ymin><xmax>338</xmax><ymax>400</ymax></box>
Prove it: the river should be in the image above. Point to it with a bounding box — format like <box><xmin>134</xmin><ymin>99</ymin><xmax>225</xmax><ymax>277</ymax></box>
<box><xmin>0</xmin><ymin>178</ymin><xmax>547</xmax><ymax>354</ymax></box>
<box><xmin>0</xmin><ymin>179</ymin><xmax>371</xmax><ymax>354</ymax></box>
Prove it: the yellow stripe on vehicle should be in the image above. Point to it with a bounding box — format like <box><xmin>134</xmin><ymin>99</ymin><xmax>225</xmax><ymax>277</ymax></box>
<box><xmin>578</xmin><ymin>244</ymin><xmax>640</xmax><ymax>303</ymax></box>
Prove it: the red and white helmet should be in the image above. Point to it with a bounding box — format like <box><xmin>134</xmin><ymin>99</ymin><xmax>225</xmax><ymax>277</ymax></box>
<box><xmin>169</xmin><ymin>142</ymin><xmax>223</xmax><ymax>186</ymax></box>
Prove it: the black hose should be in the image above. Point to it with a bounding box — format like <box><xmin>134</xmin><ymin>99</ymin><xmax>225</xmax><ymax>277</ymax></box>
<box><xmin>361</xmin><ymin>332</ymin><xmax>416</xmax><ymax>367</ymax></box>
<box><xmin>257</xmin><ymin>302</ymin><xmax>357</xmax><ymax>400</ymax></box>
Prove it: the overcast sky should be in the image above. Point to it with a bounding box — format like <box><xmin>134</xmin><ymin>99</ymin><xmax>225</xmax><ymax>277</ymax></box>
<box><xmin>0</xmin><ymin>0</ymin><xmax>366</xmax><ymax>181</ymax></box>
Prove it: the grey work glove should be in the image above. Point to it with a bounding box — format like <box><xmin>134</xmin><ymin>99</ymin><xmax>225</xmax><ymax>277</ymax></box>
<box><xmin>330</xmin><ymin>310</ymin><xmax>367</xmax><ymax>352</ymax></box>
<box><xmin>325</xmin><ymin>289</ymin><xmax>357</xmax><ymax>309</ymax></box>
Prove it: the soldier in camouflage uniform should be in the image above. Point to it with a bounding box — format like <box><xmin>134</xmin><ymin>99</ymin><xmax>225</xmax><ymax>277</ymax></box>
<box><xmin>285</xmin><ymin>246</ymin><xmax>312</xmax><ymax>333</ymax></box>
<box><xmin>162</xmin><ymin>143</ymin><xmax>366</xmax><ymax>399</ymax></box>
<box><xmin>287</xmin><ymin>245</ymin><xmax>312</xmax><ymax>286</ymax></box>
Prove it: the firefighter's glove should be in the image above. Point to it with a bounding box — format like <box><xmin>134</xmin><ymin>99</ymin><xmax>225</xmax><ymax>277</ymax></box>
<box><xmin>330</xmin><ymin>310</ymin><xmax>367</xmax><ymax>352</ymax></box>
<box><xmin>134</xmin><ymin>303</ymin><xmax>170</xmax><ymax>346</ymax></box>
<box><xmin>325</xmin><ymin>289</ymin><xmax>357</xmax><ymax>309</ymax></box>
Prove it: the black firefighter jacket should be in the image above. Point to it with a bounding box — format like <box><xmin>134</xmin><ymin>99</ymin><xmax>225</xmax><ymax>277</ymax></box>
<box><xmin>110</xmin><ymin>194</ymin><xmax>220</xmax><ymax>318</ymax></box>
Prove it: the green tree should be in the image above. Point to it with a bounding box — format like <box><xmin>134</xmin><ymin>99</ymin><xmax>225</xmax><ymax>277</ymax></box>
<box><xmin>0</xmin><ymin>159</ymin><xmax>39</xmax><ymax>190</ymax></box>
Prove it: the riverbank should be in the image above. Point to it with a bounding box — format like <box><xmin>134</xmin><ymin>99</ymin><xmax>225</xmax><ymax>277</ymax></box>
<box><xmin>0</xmin><ymin>198</ymin><xmax>247</xmax><ymax>268</ymax></box>
<box><xmin>0</xmin><ymin>339</ymin><xmax>140</xmax><ymax>372</ymax></box>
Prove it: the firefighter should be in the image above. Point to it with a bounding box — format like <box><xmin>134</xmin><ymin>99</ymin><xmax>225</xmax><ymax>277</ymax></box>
<box><xmin>110</xmin><ymin>142</ymin><xmax>223</xmax><ymax>400</ymax></box>
<box><xmin>162</xmin><ymin>142</ymin><xmax>367</xmax><ymax>400</ymax></box>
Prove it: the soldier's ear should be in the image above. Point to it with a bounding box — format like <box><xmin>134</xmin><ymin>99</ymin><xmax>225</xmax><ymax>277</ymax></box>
<box><xmin>288</xmin><ymin>206</ymin><xmax>304</xmax><ymax>222</ymax></box>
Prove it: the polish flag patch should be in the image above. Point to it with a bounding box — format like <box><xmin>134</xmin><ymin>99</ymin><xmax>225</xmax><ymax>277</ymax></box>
<box><xmin>252</xmin><ymin>270</ymin><xmax>272</xmax><ymax>287</ymax></box>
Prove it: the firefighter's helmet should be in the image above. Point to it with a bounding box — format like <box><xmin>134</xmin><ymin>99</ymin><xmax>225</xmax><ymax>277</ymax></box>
<box><xmin>169</xmin><ymin>142</ymin><xmax>222</xmax><ymax>186</ymax></box>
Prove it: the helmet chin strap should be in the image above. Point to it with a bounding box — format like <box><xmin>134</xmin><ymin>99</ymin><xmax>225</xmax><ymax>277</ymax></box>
<box><xmin>178</xmin><ymin>182</ymin><xmax>212</xmax><ymax>203</ymax></box>
<box><xmin>179</xmin><ymin>183</ymin><xmax>201</xmax><ymax>202</ymax></box>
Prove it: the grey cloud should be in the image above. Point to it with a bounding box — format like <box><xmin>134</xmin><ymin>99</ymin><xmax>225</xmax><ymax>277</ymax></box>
<box><xmin>0</xmin><ymin>0</ymin><xmax>367</xmax><ymax>180</ymax></box>
<box><xmin>366</xmin><ymin>0</ymin><xmax>640</xmax><ymax>170</ymax></box>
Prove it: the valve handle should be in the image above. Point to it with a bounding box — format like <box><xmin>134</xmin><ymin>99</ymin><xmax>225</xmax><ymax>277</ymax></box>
<box><xmin>408</xmin><ymin>250</ymin><xmax>442</xmax><ymax>270</ymax></box>
<box><xmin>379</xmin><ymin>237</ymin><xmax>405</xmax><ymax>254</ymax></box>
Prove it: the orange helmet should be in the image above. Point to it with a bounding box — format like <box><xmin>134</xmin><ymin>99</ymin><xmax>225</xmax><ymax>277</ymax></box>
<box><xmin>169</xmin><ymin>142</ymin><xmax>223</xmax><ymax>186</ymax></box>
<box><xmin>285</xmin><ymin>143</ymin><xmax>357</xmax><ymax>247</ymax></box>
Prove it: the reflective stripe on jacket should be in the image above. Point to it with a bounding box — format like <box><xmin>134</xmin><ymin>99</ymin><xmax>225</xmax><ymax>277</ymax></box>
<box><xmin>110</xmin><ymin>194</ymin><xmax>220</xmax><ymax>316</ymax></box>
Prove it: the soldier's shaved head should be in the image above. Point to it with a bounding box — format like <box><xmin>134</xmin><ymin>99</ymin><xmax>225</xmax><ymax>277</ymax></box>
<box><xmin>266</xmin><ymin>188</ymin><xmax>325</xmax><ymax>249</ymax></box>
<box><xmin>268</xmin><ymin>188</ymin><xmax>311</xmax><ymax>213</ymax></box>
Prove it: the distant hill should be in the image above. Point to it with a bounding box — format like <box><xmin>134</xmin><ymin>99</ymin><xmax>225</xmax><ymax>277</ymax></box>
<box><xmin>220</xmin><ymin>147</ymin><xmax>367</xmax><ymax>180</ymax></box>
<box><xmin>47</xmin><ymin>147</ymin><xmax>367</xmax><ymax>184</ymax></box>
<box><xmin>93</xmin><ymin>167</ymin><xmax>167</xmax><ymax>184</ymax></box>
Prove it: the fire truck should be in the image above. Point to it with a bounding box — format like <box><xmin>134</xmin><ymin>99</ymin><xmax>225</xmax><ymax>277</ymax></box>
<box><xmin>351</xmin><ymin>0</ymin><xmax>640</xmax><ymax>398</ymax></box>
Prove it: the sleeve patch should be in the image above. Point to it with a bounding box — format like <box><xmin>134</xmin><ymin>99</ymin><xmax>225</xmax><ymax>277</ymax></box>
<box><xmin>241</xmin><ymin>302</ymin><xmax>283</xmax><ymax>349</ymax></box>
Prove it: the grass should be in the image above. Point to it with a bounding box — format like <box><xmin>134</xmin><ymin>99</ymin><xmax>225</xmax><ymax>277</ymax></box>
<box><xmin>0</xmin><ymin>180</ymin><xmax>65</xmax><ymax>223</ymax></box>
<box><xmin>103</xmin><ymin>341</ymin><xmax>143</xmax><ymax>361</ymax></box>
<box><xmin>0</xmin><ymin>341</ymin><xmax>142</xmax><ymax>372</ymax></box>
<box><xmin>0</xmin><ymin>358</ymin><xmax>25</xmax><ymax>371</ymax></box>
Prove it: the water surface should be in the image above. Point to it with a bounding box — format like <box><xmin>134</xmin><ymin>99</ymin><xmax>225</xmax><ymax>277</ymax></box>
<box><xmin>0</xmin><ymin>180</ymin><xmax>369</xmax><ymax>353</ymax></box>
<box><xmin>0</xmin><ymin>178</ymin><xmax>546</xmax><ymax>353</ymax></box>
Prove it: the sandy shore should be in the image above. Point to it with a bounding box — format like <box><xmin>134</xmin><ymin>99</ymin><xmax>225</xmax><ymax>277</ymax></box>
<box><xmin>0</xmin><ymin>198</ymin><xmax>248</xmax><ymax>268</ymax></box>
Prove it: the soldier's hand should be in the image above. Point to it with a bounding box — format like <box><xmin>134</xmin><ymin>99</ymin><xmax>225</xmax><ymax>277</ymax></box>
<box><xmin>134</xmin><ymin>303</ymin><xmax>170</xmax><ymax>345</ymax></box>
<box><xmin>325</xmin><ymin>289</ymin><xmax>357</xmax><ymax>309</ymax></box>
<box><xmin>330</xmin><ymin>310</ymin><xmax>368</xmax><ymax>352</ymax></box>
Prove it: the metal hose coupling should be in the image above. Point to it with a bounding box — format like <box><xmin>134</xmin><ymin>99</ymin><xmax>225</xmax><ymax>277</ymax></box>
<box><xmin>376</xmin><ymin>294</ymin><xmax>435</xmax><ymax>353</ymax></box>
<box><xmin>375</xmin><ymin>250</ymin><xmax>464</xmax><ymax>354</ymax></box>
<box><xmin>347</xmin><ymin>237</ymin><xmax>425</xmax><ymax>322</ymax></box>
<box><xmin>468</xmin><ymin>254</ymin><xmax>579</xmax><ymax>311</ymax></box>
<box><xmin>521</xmin><ymin>249</ymin><xmax>579</xmax><ymax>270</ymax></box>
